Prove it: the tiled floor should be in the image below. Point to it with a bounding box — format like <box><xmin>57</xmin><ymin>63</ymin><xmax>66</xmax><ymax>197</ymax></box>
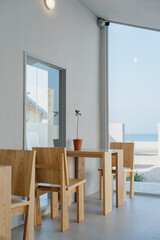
<box><xmin>12</xmin><ymin>193</ymin><xmax>160</xmax><ymax>240</ymax></box>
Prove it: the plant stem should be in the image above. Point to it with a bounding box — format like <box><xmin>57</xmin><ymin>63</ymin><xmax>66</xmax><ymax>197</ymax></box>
<box><xmin>77</xmin><ymin>115</ymin><xmax>79</xmax><ymax>139</ymax></box>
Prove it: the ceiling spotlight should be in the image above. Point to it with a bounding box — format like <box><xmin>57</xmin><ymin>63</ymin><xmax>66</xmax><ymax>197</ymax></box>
<box><xmin>44</xmin><ymin>0</ymin><xmax>55</xmax><ymax>10</ymax></box>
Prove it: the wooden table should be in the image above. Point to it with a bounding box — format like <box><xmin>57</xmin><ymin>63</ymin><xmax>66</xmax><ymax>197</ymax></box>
<box><xmin>67</xmin><ymin>149</ymin><xmax>124</xmax><ymax>215</ymax></box>
<box><xmin>0</xmin><ymin>166</ymin><xmax>11</xmax><ymax>240</ymax></box>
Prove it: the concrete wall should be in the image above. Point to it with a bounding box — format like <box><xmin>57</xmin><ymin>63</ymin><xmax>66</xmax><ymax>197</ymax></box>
<box><xmin>109</xmin><ymin>123</ymin><xmax>125</xmax><ymax>142</ymax></box>
<box><xmin>0</xmin><ymin>0</ymin><xmax>100</xmax><ymax>197</ymax></box>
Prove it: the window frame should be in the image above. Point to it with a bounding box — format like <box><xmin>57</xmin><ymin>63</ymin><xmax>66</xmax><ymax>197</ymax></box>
<box><xmin>23</xmin><ymin>52</ymin><xmax>66</xmax><ymax>150</ymax></box>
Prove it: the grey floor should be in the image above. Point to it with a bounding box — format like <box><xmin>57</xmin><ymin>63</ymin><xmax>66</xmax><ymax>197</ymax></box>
<box><xmin>12</xmin><ymin>193</ymin><xmax>160</xmax><ymax>240</ymax></box>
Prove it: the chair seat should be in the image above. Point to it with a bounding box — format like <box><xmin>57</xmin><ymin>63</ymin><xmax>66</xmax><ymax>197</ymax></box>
<box><xmin>37</xmin><ymin>178</ymin><xmax>86</xmax><ymax>192</ymax></box>
<box><xmin>11</xmin><ymin>198</ymin><xmax>30</xmax><ymax>208</ymax></box>
<box><xmin>124</xmin><ymin>169</ymin><xmax>133</xmax><ymax>173</ymax></box>
<box><xmin>98</xmin><ymin>168</ymin><xmax>116</xmax><ymax>171</ymax></box>
<box><xmin>98</xmin><ymin>168</ymin><xmax>133</xmax><ymax>174</ymax></box>
<box><xmin>67</xmin><ymin>178</ymin><xmax>86</xmax><ymax>190</ymax></box>
<box><xmin>11</xmin><ymin>198</ymin><xmax>30</xmax><ymax>217</ymax></box>
<box><xmin>124</xmin><ymin>169</ymin><xmax>134</xmax><ymax>178</ymax></box>
<box><xmin>98</xmin><ymin>168</ymin><xmax>102</xmax><ymax>172</ymax></box>
<box><xmin>98</xmin><ymin>168</ymin><xmax>117</xmax><ymax>175</ymax></box>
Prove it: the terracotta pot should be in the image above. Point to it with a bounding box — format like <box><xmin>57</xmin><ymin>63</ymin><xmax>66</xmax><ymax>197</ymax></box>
<box><xmin>73</xmin><ymin>139</ymin><xmax>83</xmax><ymax>150</ymax></box>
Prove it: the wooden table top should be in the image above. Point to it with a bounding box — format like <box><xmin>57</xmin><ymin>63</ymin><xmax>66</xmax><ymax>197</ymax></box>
<box><xmin>67</xmin><ymin>149</ymin><xmax>123</xmax><ymax>158</ymax></box>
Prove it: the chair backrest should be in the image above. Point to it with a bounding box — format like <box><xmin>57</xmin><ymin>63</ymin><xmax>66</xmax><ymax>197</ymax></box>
<box><xmin>110</xmin><ymin>142</ymin><xmax>134</xmax><ymax>169</ymax></box>
<box><xmin>0</xmin><ymin>149</ymin><xmax>36</xmax><ymax>197</ymax></box>
<box><xmin>33</xmin><ymin>147</ymin><xmax>69</xmax><ymax>186</ymax></box>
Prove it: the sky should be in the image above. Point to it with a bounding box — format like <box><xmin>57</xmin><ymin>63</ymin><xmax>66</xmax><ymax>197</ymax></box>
<box><xmin>109</xmin><ymin>23</ymin><xmax>160</xmax><ymax>134</ymax></box>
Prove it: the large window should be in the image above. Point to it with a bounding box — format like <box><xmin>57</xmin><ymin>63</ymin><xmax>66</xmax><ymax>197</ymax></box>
<box><xmin>24</xmin><ymin>54</ymin><xmax>66</xmax><ymax>150</ymax></box>
<box><xmin>109</xmin><ymin>23</ymin><xmax>160</xmax><ymax>194</ymax></box>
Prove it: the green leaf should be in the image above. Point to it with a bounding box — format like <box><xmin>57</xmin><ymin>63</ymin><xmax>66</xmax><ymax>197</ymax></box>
<box><xmin>75</xmin><ymin>109</ymin><xmax>82</xmax><ymax>116</ymax></box>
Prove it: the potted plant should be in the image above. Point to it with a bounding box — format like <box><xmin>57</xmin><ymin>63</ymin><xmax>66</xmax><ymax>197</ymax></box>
<box><xmin>73</xmin><ymin>110</ymin><xmax>82</xmax><ymax>150</ymax></box>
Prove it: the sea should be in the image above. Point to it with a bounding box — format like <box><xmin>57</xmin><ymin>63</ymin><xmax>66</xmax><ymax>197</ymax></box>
<box><xmin>125</xmin><ymin>134</ymin><xmax>158</xmax><ymax>142</ymax></box>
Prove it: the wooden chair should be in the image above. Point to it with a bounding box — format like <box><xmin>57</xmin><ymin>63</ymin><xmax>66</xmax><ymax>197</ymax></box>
<box><xmin>33</xmin><ymin>147</ymin><xmax>86</xmax><ymax>232</ymax></box>
<box><xmin>0</xmin><ymin>149</ymin><xmax>36</xmax><ymax>240</ymax></box>
<box><xmin>98</xmin><ymin>142</ymin><xmax>134</xmax><ymax>201</ymax></box>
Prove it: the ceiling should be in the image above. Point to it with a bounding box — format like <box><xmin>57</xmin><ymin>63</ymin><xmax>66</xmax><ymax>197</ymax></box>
<box><xmin>79</xmin><ymin>0</ymin><xmax>160</xmax><ymax>31</ymax></box>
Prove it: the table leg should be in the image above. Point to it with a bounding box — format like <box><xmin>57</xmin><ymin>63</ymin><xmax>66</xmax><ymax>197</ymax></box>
<box><xmin>35</xmin><ymin>196</ymin><xmax>42</xmax><ymax>226</ymax></box>
<box><xmin>75</xmin><ymin>157</ymin><xmax>85</xmax><ymax>201</ymax></box>
<box><xmin>115</xmin><ymin>151</ymin><xmax>124</xmax><ymax>207</ymax></box>
<box><xmin>67</xmin><ymin>157</ymin><xmax>71</xmax><ymax>206</ymax></box>
<box><xmin>103</xmin><ymin>152</ymin><xmax>112</xmax><ymax>215</ymax></box>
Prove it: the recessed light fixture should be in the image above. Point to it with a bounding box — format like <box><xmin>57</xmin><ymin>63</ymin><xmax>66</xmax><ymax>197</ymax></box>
<box><xmin>44</xmin><ymin>0</ymin><xmax>55</xmax><ymax>10</ymax></box>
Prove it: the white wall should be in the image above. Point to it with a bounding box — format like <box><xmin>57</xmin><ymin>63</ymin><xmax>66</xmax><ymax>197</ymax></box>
<box><xmin>0</xmin><ymin>0</ymin><xmax>100</xmax><ymax>197</ymax></box>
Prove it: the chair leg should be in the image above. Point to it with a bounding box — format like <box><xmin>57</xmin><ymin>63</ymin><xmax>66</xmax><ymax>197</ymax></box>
<box><xmin>34</xmin><ymin>197</ymin><xmax>42</xmax><ymax>226</ymax></box>
<box><xmin>23</xmin><ymin>204</ymin><xmax>34</xmax><ymax>240</ymax></box>
<box><xmin>112</xmin><ymin>175</ymin><xmax>114</xmax><ymax>195</ymax></box>
<box><xmin>67</xmin><ymin>195</ymin><xmax>71</xmax><ymax>207</ymax></box>
<box><xmin>51</xmin><ymin>192</ymin><xmax>58</xmax><ymax>219</ymax></box>
<box><xmin>61</xmin><ymin>189</ymin><xmax>69</xmax><ymax>232</ymax></box>
<box><xmin>77</xmin><ymin>184</ymin><xmax>84</xmax><ymax>223</ymax></box>
<box><xmin>130</xmin><ymin>171</ymin><xmax>134</xmax><ymax>198</ymax></box>
<box><xmin>123</xmin><ymin>173</ymin><xmax>126</xmax><ymax>202</ymax></box>
<box><xmin>23</xmin><ymin>207</ymin><xmax>29</xmax><ymax>240</ymax></box>
<box><xmin>100</xmin><ymin>172</ymin><xmax>103</xmax><ymax>200</ymax></box>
